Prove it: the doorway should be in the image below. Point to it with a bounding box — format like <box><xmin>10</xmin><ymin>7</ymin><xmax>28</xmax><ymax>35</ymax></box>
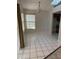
<box><xmin>17</xmin><ymin>4</ymin><xmax>25</xmax><ymax>48</ymax></box>
<box><xmin>52</xmin><ymin>11</ymin><xmax>61</xmax><ymax>34</ymax></box>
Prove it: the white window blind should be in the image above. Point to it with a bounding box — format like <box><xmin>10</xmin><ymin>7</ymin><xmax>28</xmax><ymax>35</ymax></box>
<box><xmin>25</xmin><ymin>15</ymin><xmax>36</xmax><ymax>29</ymax></box>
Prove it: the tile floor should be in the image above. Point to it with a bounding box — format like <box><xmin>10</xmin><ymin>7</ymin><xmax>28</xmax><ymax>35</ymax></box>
<box><xmin>18</xmin><ymin>32</ymin><xmax>59</xmax><ymax>59</ymax></box>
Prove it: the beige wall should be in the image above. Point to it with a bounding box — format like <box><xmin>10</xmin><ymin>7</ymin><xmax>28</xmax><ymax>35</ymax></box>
<box><xmin>21</xmin><ymin>13</ymin><xmax>25</xmax><ymax>32</ymax></box>
<box><xmin>36</xmin><ymin>10</ymin><xmax>52</xmax><ymax>33</ymax></box>
<box><xmin>17</xmin><ymin>23</ymin><xmax>20</xmax><ymax>51</ymax></box>
<box><xmin>22</xmin><ymin>3</ymin><xmax>61</xmax><ymax>34</ymax></box>
<box><xmin>58</xmin><ymin>22</ymin><xmax>61</xmax><ymax>45</ymax></box>
<box><xmin>24</xmin><ymin>9</ymin><xmax>53</xmax><ymax>34</ymax></box>
<box><xmin>21</xmin><ymin>0</ymin><xmax>52</xmax><ymax>11</ymax></box>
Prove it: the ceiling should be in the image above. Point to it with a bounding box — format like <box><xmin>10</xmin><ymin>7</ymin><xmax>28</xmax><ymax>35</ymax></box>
<box><xmin>18</xmin><ymin>0</ymin><xmax>52</xmax><ymax>11</ymax></box>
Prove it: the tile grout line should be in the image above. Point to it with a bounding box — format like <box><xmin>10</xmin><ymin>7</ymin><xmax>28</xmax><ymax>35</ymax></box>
<box><xmin>41</xmin><ymin>38</ymin><xmax>56</xmax><ymax>56</ymax></box>
<box><xmin>23</xmin><ymin>33</ymin><xmax>58</xmax><ymax>59</ymax></box>
<box><xmin>29</xmin><ymin>38</ymin><xmax>31</xmax><ymax>59</ymax></box>
<box><xmin>45</xmin><ymin>38</ymin><xmax>58</xmax><ymax>52</ymax></box>
<box><xmin>34</xmin><ymin>39</ymin><xmax>38</xmax><ymax>59</ymax></box>
<box><xmin>40</xmin><ymin>40</ymin><xmax>51</xmax><ymax>57</ymax></box>
<box><xmin>37</xmin><ymin>38</ymin><xmax>46</xmax><ymax>58</ymax></box>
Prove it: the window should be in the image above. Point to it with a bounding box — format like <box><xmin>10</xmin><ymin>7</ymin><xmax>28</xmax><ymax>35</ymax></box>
<box><xmin>51</xmin><ymin>0</ymin><xmax>61</xmax><ymax>7</ymax></box>
<box><xmin>25</xmin><ymin>15</ymin><xmax>36</xmax><ymax>29</ymax></box>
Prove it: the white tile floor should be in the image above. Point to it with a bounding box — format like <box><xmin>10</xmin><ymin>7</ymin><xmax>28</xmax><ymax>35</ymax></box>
<box><xmin>18</xmin><ymin>32</ymin><xmax>59</xmax><ymax>59</ymax></box>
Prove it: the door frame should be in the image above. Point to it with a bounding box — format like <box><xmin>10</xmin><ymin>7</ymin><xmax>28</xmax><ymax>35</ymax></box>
<box><xmin>17</xmin><ymin>4</ymin><xmax>25</xmax><ymax>48</ymax></box>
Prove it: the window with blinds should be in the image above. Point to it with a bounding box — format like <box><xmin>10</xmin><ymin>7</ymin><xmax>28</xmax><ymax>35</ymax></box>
<box><xmin>25</xmin><ymin>15</ymin><xmax>36</xmax><ymax>29</ymax></box>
